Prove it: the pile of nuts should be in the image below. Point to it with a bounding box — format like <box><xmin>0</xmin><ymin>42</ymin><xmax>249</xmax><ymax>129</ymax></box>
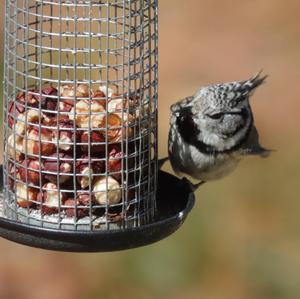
<box><xmin>6</xmin><ymin>84</ymin><xmax>141</xmax><ymax>219</ymax></box>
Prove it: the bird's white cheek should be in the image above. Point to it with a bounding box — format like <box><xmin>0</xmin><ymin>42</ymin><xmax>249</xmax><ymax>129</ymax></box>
<box><xmin>197</xmin><ymin>119</ymin><xmax>216</xmax><ymax>143</ymax></box>
<box><xmin>199</xmin><ymin>124</ymin><xmax>220</xmax><ymax>147</ymax></box>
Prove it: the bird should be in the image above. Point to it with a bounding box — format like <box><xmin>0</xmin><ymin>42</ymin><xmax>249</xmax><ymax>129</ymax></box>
<box><xmin>167</xmin><ymin>72</ymin><xmax>271</xmax><ymax>191</ymax></box>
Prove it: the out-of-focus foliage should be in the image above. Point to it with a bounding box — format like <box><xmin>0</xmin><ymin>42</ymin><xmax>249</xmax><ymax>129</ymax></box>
<box><xmin>1</xmin><ymin>1</ymin><xmax>300</xmax><ymax>299</ymax></box>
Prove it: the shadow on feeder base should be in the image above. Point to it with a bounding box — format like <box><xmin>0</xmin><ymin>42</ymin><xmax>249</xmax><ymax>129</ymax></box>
<box><xmin>0</xmin><ymin>167</ymin><xmax>195</xmax><ymax>252</ymax></box>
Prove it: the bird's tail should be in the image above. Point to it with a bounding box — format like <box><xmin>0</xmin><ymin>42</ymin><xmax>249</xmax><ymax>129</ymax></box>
<box><xmin>242</xmin><ymin>126</ymin><xmax>272</xmax><ymax>158</ymax></box>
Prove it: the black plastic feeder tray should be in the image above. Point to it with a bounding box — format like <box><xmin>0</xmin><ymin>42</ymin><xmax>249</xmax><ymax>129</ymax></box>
<box><xmin>0</xmin><ymin>167</ymin><xmax>195</xmax><ymax>252</ymax></box>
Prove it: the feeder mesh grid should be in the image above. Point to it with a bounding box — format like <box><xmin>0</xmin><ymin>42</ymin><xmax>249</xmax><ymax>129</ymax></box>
<box><xmin>3</xmin><ymin>0</ymin><xmax>158</xmax><ymax>231</ymax></box>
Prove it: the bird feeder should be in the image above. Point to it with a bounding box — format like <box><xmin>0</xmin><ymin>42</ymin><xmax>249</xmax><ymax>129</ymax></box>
<box><xmin>0</xmin><ymin>0</ymin><xmax>194</xmax><ymax>252</ymax></box>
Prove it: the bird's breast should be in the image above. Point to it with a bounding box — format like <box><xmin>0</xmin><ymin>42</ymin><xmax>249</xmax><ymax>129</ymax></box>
<box><xmin>188</xmin><ymin>145</ymin><xmax>240</xmax><ymax>180</ymax></box>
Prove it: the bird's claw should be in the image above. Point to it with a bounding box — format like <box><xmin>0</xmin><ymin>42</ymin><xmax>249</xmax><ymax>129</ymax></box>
<box><xmin>181</xmin><ymin>177</ymin><xmax>205</xmax><ymax>192</ymax></box>
<box><xmin>158</xmin><ymin>157</ymin><xmax>169</xmax><ymax>169</ymax></box>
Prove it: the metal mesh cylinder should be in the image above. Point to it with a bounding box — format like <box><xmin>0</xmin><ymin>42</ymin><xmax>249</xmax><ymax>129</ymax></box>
<box><xmin>3</xmin><ymin>0</ymin><xmax>158</xmax><ymax>231</ymax></box>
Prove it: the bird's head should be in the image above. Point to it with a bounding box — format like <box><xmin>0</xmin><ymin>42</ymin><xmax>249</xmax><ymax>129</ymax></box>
<box><xmin>175</xmin><ymin>72</ymin><xmax>267</xmax><ymax>152</ymax></box>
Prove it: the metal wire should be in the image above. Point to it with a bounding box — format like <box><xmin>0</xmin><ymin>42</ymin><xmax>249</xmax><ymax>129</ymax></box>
<box><xmin>3</xmin><ymin>0</ymin><xmax>158</xmax><ymax>231</ymax></box>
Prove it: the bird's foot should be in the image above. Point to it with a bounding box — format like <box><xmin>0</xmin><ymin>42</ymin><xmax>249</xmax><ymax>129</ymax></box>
<box><xmin>181</xmin><ymin>177</ymin><xmax>206</xmax><ymax>192</ymax></box>
<box><xmin>158</xmin><ymin>157</ymin><xmax>169</xmax><ymax>169</ymax></box>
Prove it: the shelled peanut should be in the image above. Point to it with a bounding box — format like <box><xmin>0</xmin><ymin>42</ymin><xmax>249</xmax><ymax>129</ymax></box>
<box><xmin>6</xmin><ymin>84</ymin><xmax>145</xmax><ymax>218</ymax></box>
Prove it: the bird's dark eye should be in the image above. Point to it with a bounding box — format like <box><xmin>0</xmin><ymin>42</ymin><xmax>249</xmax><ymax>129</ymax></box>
<box><xmin>207</xmin><ymin>113</ymin><xmax>224</xmax><ymax>120</ymax></box>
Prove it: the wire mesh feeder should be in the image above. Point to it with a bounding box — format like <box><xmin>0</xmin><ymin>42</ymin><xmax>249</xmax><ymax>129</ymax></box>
<box><xmin>0</xmin><ymin>0</ymin><xmax>195</xmax><ymax>252</ymax></box>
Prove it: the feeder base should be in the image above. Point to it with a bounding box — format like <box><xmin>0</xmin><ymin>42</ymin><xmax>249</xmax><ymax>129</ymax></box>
<box><xmin>0</xmin><ymin>168</ymin><xmax>195</xmax><ymax>252</ymax></box>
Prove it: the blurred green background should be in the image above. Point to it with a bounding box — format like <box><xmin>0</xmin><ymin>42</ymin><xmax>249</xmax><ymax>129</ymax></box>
<box><xmin>1</xmin><ymin>1</ymin><xmax>300</xmax><ymax>299</ymax></box>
